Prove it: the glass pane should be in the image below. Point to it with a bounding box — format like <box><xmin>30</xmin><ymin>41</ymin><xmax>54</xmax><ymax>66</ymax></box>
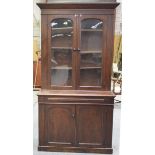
<box><xmin>51</xmin><ymin>69</ymin><xmax>72</xmax><ymax>86</ymax></box>
<box><xmin>81</xmin><ymin>31</ymin><xmax>102</xmax><ymax>51</ymax></box>
<box><xmin>80</xmin><ymin>19</ymin><xmax>103</xmax><ymax>86</ymax></box>
<box><xmin>51</xmin><ymin>18</ymin><xmax>73</xmax><ymax>86</ymax></box>
<box><xmin>51</xmin><ymin>49</ymin><xmax>72</xmax><ymax>67</ymax></box>
<box><xmin>81</xmin><ymin>19</ymin><xmax>103</xmax><ymax>29</ymax></box>
<box><xmin>80</xmin><ymin>69</ymin><xmax>101</xmax><ymax>86</ymax></box>
<box><xmin>51</xmin><ymin>18</ymin><xmax>73</xmax><ymax>48</ymax></box>
<box><xmin>81</xmin><ymin>53</ymin><xmax>102</xmax><ymax>68</ymax></box>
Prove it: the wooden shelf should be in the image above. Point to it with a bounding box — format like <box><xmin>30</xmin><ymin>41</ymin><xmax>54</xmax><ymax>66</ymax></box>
<box><xmin>51</xmin><ymin>66</ymin><xmax>101</xmax><ymax>70</ymax></box>
<box><xmin>80</xmin><ymin>50</ymin><xmax>101</xmax><ymax>54</ymax></box>
<box><xmin>52</xmin><ymin>27</ymin><xmax>73</xmax><ymax>30</ymax></box>
<box><xmin>51</xmin><ymin>47</ymin><xmax>72</xmax><ymax>50</ymax></box>
<box><xmin>51</xmin><ymin>27</ymin><xmax>73</xmax><ymax>34</ymax></box>
<box><xmin>52</xmin><ymin>66</ymin><xmax>72</xmax><ymax>69</ymax></box>
<box><xmin>81</xmin><ymin>29</ymin><xmax>102</xmax><ymax>32</ymax></box>
<box><xmin>80</xmin><ymin>66</ymin><xmax>101</xmax><ymax>69</ymax></box>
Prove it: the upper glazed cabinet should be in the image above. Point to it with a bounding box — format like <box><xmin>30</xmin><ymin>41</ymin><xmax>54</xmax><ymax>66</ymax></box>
<box><xmin>38</xmin><ymin>2</ymin><xmax>119</xmax><ymax>91</ymax></box>
<box><xmin>49</xmin><ymin>15</ymin><xmax>106</xmax><ymax>90</ymax></box>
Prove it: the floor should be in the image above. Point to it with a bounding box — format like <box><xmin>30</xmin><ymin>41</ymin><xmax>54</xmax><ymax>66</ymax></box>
<box><xmin>33</xmin><ymin>91</ymin><xmax>121</xmax><ymax>155</ymax></box>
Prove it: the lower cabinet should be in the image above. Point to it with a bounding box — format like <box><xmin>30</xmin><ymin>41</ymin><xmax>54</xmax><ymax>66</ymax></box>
<box><xmin>38</xmin><ymin>102</ymin><xmax>114</xmax><ymax>153</ymax></box>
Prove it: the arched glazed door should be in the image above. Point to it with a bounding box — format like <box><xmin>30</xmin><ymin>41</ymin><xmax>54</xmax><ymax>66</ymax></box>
<box><xmin>48</xmin><ymin>15</ymin><xmax>77</xmax><ymax>89</ymax></box>
<box><xmin>77</xmin><ymin>15</ymin><xmax>107</xmax><ymax>90</ymax></box>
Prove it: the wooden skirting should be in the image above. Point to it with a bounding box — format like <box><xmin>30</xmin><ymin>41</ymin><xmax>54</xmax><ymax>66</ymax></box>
<box><xmin>38</xmin><ymin>146</ymin><xmax>113</xmax><ymax>154</ymax></box>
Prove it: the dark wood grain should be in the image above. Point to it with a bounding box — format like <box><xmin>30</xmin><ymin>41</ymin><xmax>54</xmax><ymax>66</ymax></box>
<box><xmin>104</xmin><ymin>15</ymin><xmax>115</xmax><ymax>90</ymax></box>
<box><xmin>41</xmin><ymin>9</ymin><xmax>115</xmax><ymax>15</ymax></box>
<box><xmin>41</xmin><ymin>15</ymin><xmax>48</xmax><ymax>89</ymax></box>
<box><xmin>39</xmin><ymin>105</ymin><xmax>46</xmax><ymax>145</ymax></box>
<box><xmin>38</xmin><ymin>145</ymin><xmax>113</xmax><ymax>153</ymax></box>
<box><xmin>38</xmin><ymin>89</ymin><xmax>115</xmax><ymax>97</ymax></box>
<box><xmin>105</xmin><ymin>106</ymin><xmax>113</xmax><ymax>147</ymax></box>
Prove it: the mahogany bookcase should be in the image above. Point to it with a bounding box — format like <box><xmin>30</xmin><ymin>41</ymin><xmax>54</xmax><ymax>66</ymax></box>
<box><xmin>37</xmin><ymin>1</ymin><xmax>119</xmax><ymax>153</ymax></box>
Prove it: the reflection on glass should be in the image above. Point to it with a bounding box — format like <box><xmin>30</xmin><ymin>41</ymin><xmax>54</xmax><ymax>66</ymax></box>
<box><xmin>51</xmin><ymin>69</ymin><xmax>72</xmax><ymax>86</ymax></box>
<box><xmin>51</xmin><ymin>18</ymin><xmax>73</xmax><ymax>86</ymax></box>
<box><xmin>81</xmin><ymin>19</ymin><xmax>103</xmax><ymax>29</ymax></box>
<box><xmin>51</xmin><ymin>19</ymin><xmax>72</xmax><ymax>28</ymax></box>
<box><xmin>51</xmin><ymin>49</ymin><xmax>72</xmax><ymax>68</ymax></box>
<box><xmin>80</xmin><ymin>19</ymin><xmax>103</xmax><ymax>86</ymax></box>
<box><xmin>51</xmin><ymin>18</ymin><xmax>73</xmax><ymax>48</ymax></box>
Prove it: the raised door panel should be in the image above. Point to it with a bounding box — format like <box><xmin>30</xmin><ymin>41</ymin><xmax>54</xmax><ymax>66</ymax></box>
<box><xmin>45</xmin><ymin>105</ymin><xmax>75</xmax><ymax>146</ymax></box>
<box><xmin>76</xmin><ymin>105</ymin><xmax>105</xmax><ymax>147</ymax></box>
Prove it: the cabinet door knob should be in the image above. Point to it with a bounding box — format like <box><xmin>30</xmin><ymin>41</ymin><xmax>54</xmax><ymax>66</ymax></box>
<box><xmin>72</xmin><ymin>48</ymin><xmax>80</xmax><ymax>52</ymax></box>
<box><xmin>72</xmin><ymin>113</ymin><xmax>75</xmax><ymax>118</ymax></box>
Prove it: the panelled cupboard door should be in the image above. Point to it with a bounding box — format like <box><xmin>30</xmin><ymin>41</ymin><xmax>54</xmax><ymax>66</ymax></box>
<box><xmin>76</xmin><ymin>105</ymin><xmax>112</xmax><ymax>147</ymax></box>
<box><xmin>77</xmin><ymin>15</ymin><xmax>108</xmax><ymax>90</ymax></box>
<box><xmin>47</xmin><ymin>15</ymin><xmax>77</xmax><ymax>89</ymax></box>
<box><xmin>44</xmin><ymin>105</ymin><xmax>76</xmax><ymax>146</ymax></box>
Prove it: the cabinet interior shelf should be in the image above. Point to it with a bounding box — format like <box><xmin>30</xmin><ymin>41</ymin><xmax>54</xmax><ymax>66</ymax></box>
<box><xmin>51</xmin><ymin>47</ymin><xmax>72</xmax><ymax>50</ymax></box>
<box><xmin>52</xmin><ymin>27</ymin><xmax>73</xmax><ymax>30</ymax></box>
<box><xmin>51</xmin><ymin>66</ymin><xmax>101</xmax><ymax>70</ymax></box>
<box><xmin>51</xmin><ymin>48</ymin><xmax>102</xmax><ymax>53</ymax></box>
<box><xmin>81</xmin><ymin>29</ymin><xmax>102</xmax><ymax>32</ymax></box>
<box><xmin>80</xmin><ymin>51</ymin><xmax>101</xmax><ymax>54</ymax></box>
<box><xmin>52</xmin><ymin>66</ymin><xmax>72</xmax><ymax>69</ymax></box>
<box><xmin>80</xmin><ymin>66</ymin><xmax>101</xmax><ymax>69</ymax></box>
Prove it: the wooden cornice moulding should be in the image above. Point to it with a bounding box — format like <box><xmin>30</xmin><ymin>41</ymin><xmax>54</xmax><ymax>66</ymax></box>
<box><xmin>37</xmin><ymin>3</ymin><xmax>120</xmax><ymax>9</ymax></box>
